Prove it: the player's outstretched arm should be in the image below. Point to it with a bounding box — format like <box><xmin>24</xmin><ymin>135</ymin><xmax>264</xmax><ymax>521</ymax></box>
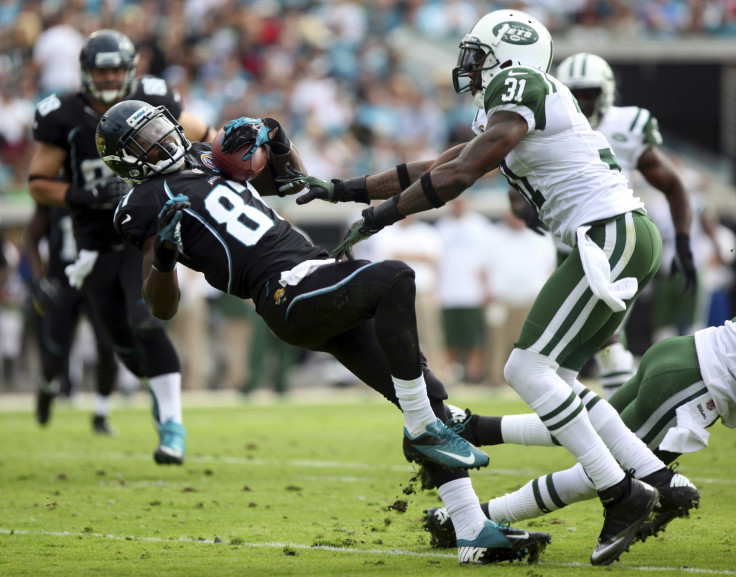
<box><xmin>142</xmin><ymin>235</ymin><xmax>180</xmax><ymax>320</ymax></box>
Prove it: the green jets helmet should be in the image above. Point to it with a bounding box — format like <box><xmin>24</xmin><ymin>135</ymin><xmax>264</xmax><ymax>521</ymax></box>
<box><xmin>452</xmin><ymin>9</ymin><xmax>554</xmax><ymax>109</ymax></box>
<box><xmin>556</xmin><ymin>53</ymin><xmax>616</xmax><ymax>128</ymax></box>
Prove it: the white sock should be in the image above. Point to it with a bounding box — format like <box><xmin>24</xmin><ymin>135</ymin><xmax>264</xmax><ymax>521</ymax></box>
<box><xmin>594</xmin><ymin>342</ymin><xmax>635</xmax><ymax>399</ymax></box>
<box><xmin>501</xmin><ymin>414</ymin><xmax>555</xmax><ymax>446</ymax></box>
<box><xmin>505</xmin><ymin>349</ymin><xmax>624</xmax><ymax>491</ymax></box>
<box><xmin>148</xmin><ymin>372</ymin><xmax>183</xmax><ymax>425</ymax></box>
<box><xmin>393</xmin><ymin>375</ymin><xmax>437</xmax><ymax>436</ymax></box>
<box><xmin>94</xmin><ymin>394</ymin><xmax>111</xmax><ymax>417</ymax></box>
<box><xmin>561</xmin><ymin>369</ymin><xmax>665</xmax><ymax>479</ymax></box>
<box><xmin>487</xmin><ymin>463</ymin><xmax>596</xmax><ymax>523</ymax></box>
<box><xmin>437</xmin><ymin>477</ymin><xmax>487</xmax><ymax>541</ymax></box>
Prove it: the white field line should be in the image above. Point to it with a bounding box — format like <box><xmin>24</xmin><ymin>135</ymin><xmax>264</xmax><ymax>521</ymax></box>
<box><xmin>1</xmin><ymin>528</ymin><xmax>735</xmax><ymax>574</ymax></box>
<box><xmin>5</xmin><ymin>450</ymin><xmax>735</xmax><ymax>486</ymax></box>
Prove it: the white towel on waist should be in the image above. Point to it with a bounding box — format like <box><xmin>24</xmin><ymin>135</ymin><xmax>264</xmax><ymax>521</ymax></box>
<box><xmin>576</xmin><ymin>226</ymin><xmax>637</xmax><ymax>312</ymax></box>
<box><xmin>279</xmin><ymin>258</ymin><xmax>335</xmax><ymax>287</ymax></box>
<box><xmin>659</xmin><ymin>400</ymin><xmax>711</xmax><ymax>454</ymax></box>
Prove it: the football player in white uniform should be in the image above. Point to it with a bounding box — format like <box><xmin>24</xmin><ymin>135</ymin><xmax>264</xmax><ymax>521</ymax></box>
<box><xmin>279</xmin><ymin>9</ymin><xmax>698</xmax><ymax>566</ymax></box>
<box><xmin>425</xmin><ymin>315</ymin><xmax>731</xmax><ymax>550</ymax></box>
<box><xmin>553</xmin><ymin>53</ymin><xmax>695</xmax><ymax>398</ymax></box>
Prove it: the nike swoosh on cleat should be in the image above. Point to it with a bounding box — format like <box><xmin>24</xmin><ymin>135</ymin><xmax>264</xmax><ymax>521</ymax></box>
<box><xmin>504</xmin><ymin>532</ymin><xmax>529</xmax><ymax>540</ymax></box>
<box><xmin>434</xmin><ymin>450</ymin><xmax>480</xmax><ymax>466</ymax></box>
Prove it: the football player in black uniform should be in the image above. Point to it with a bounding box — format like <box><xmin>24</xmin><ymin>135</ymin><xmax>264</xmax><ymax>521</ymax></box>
<box><xmin>25</xmin><ymin>202</ymin><xmax>119</xmax><ymax>433</ymax></box>
<box><xmin>95</xmin><ymin>99</ymin><xmax>552</xmax><ymax>565</ymax></box>
<box><xmin>27</xmin><ymin>29</ymin><xmax>216</xmax><ymax>465</ymax></box>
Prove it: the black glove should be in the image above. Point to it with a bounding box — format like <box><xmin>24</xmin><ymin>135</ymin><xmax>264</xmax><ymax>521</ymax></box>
<box><xmin>671</xmin><ymin>232</ymin><xmax>697</xmax><ymax>294</ymax></box>
<box><xmin>65</xmin><ymin>175</ymin><xmax>130</xmax><ymax>209</ymax></box>
<box><xmin>519</xmin><ymin>203</ymin><xmax>548</xmax><ymax>235</ymax></box>
<box><xmin>31</xmin><ymin>277</ymin><xmax>62</xmax><ymax>315</ymax></box>
<box><xmin>330</xmin><ymin>198</ymin><xmax>404</xmax><ymax>261</ymax></box>
<box><xmin>153</xmin><ymin>195</ymin><xmax>190</xmax><ymax>272</ymax></box>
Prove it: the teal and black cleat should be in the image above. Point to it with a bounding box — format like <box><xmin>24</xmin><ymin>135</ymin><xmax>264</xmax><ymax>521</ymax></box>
<box><xmin>457</xmin><ymin>519</ymin><xmax>551</xmax><ymax>564</ymax></box>
<box><xmin>403</xmin><ymin>419</ymin><xmax>489</xmax><ymax>470</ymax></box>
<box><xmin>154</xmin><ymin>420</ymin><xmax>186</xmax><ymax>465</ymax></box>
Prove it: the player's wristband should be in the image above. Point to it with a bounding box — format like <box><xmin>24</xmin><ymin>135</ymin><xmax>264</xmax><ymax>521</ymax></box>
<box><xmin>333</xmin><ymin>176</ymin><xmax>369</xmax><ymax>204</ymax></box>
<box><xmin>263</xmin><ymin>118</ymin><xmax>291</xmax><ymax>155</ymax></box>
<box><xmin>367</xmin><ymin>194</ymin><xmax>405</xmax><ymax>227</ymax></box>
<box><xmin>152</xmin><ymin>237</ymin><xmax>178</xmax><ymax>273</ymax></box>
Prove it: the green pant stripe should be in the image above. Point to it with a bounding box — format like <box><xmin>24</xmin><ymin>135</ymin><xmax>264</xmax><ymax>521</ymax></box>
<box><xmin>546</xmin><ymin>473</ymin><xmax>567</xmax><ymax>509</ymax></box>
<box><xmin>610</xmin><ymin>213</ymin><xmax>637</xmax><ymax>279</ymax></box>
<box><xmin>538</xmin><ymin>391</ymin><xmax>578</xmax><ymax>422</ymax></box>
<box><xmin>536</xmin><ymin>216</ymin><xmax>632</xmax><ymax>361</ymax></box>
<box><xmin>539</xmin><ymin>284</ymin><xmax>595</xmax><ymax>357</ymax></box>
<box><xmin>637</xmin><ymin>382</ymin><xmax>709</xmax><ymax>446</ymax></box>
<box><xmin>546</xmin><ymin>400</ymin><xmax>585</xmax><ymax>431</ymax></box>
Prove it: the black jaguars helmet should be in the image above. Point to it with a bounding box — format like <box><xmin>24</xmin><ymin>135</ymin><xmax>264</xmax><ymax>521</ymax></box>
<box><xmin>80</xmin><ymin>29</ymin><xmax>139</xmax><ymax>104</ymax></box>
<box><xmin>96</xmin><ymin>100</ymin><xmax>191</xmax><ymax>184</ymax></box>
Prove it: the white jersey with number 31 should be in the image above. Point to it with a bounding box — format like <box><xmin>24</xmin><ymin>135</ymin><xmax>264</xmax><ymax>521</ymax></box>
<box><xmin>472</xmin><ymin>65</ymin><xmax>644</xmax><ymax>247</ymax></box>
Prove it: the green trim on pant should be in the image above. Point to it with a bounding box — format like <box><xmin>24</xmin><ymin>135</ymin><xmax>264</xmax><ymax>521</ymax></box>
<box><xmin>517</xmin><ymin>211</ymin><xmax>662</xmax><ymax>371</ymax></box>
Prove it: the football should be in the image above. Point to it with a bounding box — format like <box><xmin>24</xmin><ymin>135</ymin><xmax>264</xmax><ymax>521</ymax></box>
<box><xmin>211</xmin><ymin>127</ymin><xmax>268</xmax><ymax>182</ymax></box>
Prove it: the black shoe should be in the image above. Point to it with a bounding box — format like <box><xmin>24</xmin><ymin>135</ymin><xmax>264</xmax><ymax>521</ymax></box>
<box><xmin>92</xmin><ymin>415</ymin><xmax>116</xmax><ymax>435</ymax></box>
<box><xmin>423</xmin><ymin>506</ymin><xmax>456</xmax><ymax>548</ymax></box>
<box><xmin>636</xmin><ymin>465</ymin><xmax>699</xmax><ymax>541</ymax></box>
<box><xmin>590</xmin><ymin>476</ymin><xmax>659</xmax><ymax>566</ymax></box>
<box><xmin>36</xmin><ymin>389</ymin><xmax>55</xmax><ymax>426</ymax></box>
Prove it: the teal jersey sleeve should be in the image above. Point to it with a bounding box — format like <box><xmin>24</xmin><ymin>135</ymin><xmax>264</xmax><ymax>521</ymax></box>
<box><xmin>483</xmin><ymin>67</ymin><xmax>556</xmax><ymax>130</ymax></box>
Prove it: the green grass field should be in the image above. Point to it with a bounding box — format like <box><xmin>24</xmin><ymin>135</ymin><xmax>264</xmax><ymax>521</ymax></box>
<box><xmin>1</xmin><ymin>387</ymin><xmax>735</xmax><ymax>576</ymax></box>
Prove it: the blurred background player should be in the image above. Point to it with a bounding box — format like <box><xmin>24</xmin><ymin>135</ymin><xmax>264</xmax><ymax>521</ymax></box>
<box><xmin>25</xmin><ymin>202</ymin><xmax>119</xmax><ymax>432</ymax></box>
<box><xmin>26</xmin><ymin>29</ymin><xmax>216</xmax><ymax>464</ymax></box>
<box><xmin>554</xmin><ymin>52</ymin><xmax>695</xmax><ymax>398</ymax></box>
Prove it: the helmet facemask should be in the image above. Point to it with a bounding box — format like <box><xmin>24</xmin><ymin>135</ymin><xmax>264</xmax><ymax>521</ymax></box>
<box><xmin>79</xmin><ymin>29</ymin><xmax>139</xmax><ymax>105</ymax></box>
<box><xmin>82</xmin><ymin>64</ymin><xmax>138</xmax><ymax>105</ymax></box>
<box><xmin>98</xmin><ymin>103</ymin><xmax>190</xmax><ymax>184</ymax></box>
<box><xmin>452</xmin><ymin>36</ymin><xmax>502</xmax><ymax>109</ymax></box>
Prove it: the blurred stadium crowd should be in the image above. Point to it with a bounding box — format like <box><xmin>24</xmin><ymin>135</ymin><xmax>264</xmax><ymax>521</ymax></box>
<box><xmin>0</xmin><ymin>0</ymin><xmax>735</xmax><ymax>397</ymax></box>
<box><xmin>2</xmin><ymin>0</ymin><xmax>736</xmax><ymax>191</ymax></box>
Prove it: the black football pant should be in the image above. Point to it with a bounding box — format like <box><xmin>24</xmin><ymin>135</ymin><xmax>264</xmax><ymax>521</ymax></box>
<box><xmin>36</xmin><ymin>278</ymin><xmax>117</xmax><ymax>396</ymax></box>
<box><xmin>258</xmin><ymin>258</ymin><xmax>469</xmax><ymax>487</ymax></box>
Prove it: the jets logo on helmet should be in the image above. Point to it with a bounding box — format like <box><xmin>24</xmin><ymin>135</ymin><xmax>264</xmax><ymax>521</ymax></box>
<box><xmin>556</xmin><ymin>53</ymin><xmax>615</xmax><ymax>128</ymax></box>
<box><xmin>452</xmin><ymin>10</ymin><xmax>553</xmax><ymax>109</ymax></box>
<box><xmin>491</xmin><ymin>22</ymin><xmax>539</xmax><ymax>45</ymax></box>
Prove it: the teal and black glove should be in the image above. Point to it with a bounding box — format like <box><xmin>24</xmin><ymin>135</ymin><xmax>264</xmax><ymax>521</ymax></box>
<box><xmin>330</xmin><ymin>198</ymin><xmax>404</xmax><ymax>261</ymax></box>
<box><xmin>221</xmin><ymin>117</ymin><xmax>290</xmax><ymax>159</ymax></box>
<box><xmin>153</xmin><ymin>195</ymin><xmax>190</xmax><ymax>272</ymax></box>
